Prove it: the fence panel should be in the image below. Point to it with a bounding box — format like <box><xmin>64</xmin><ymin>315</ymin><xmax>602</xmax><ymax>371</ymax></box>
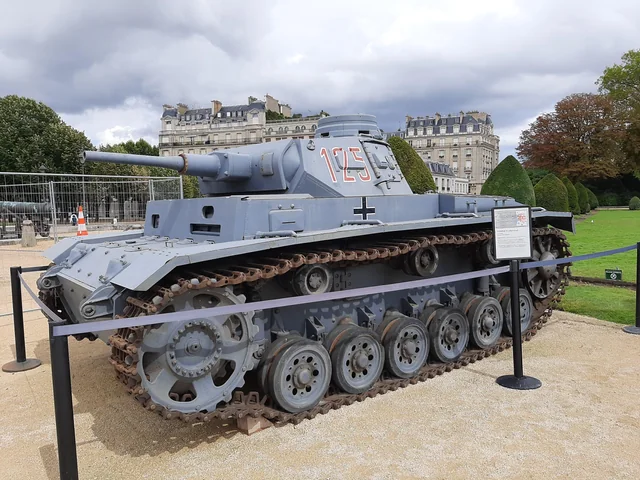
<box><xmin>0</xmin><ymin>172</ymin><xmax>183</xmax><ymax>316</ymax></box>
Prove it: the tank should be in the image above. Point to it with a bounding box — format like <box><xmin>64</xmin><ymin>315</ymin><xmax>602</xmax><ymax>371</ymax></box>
<box><xmin>0</xmin><ymin>201</ymin><xmax>51</xmax><ymax>237</ymax></box>
<box><xmin>37</xmin><ymin>114</ymin><xmax>573</xmax><ymax>424</ymax></box>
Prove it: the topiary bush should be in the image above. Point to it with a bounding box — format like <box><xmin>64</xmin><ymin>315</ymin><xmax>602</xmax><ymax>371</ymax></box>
<box><xmin>387</xmin><ymin>136</ymin><xmax>437</xmax><ymax>194</ymax></box>
<box><xmin>586</xmin><ymin>188</ymin><xmax>599</xmax><ymax>209</ymax></box>
<box><xmin>561</xmin><ymin>177</ymin><xmax>580</xmax><ymax>215</ymax></box>
<box><xmin>575</xmin><ymin>182</ymin><xmax>591</xmax><ymax>214</ymax></box>
<box><xmin>481</xmin><ymin>155</ymin><xmax>536</xmax><ymax>206</ymax></box>
<box><xmin>630</xmin><ymin>196</ymin><xmax>640</xmax><ymax>210</ymax></box>
<box><xmin>534</xmin><ymin>174</ymin><xmax>569</xmax><ymax>212</ymax></box>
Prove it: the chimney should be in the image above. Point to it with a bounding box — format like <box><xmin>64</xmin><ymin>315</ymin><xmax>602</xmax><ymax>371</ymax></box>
<box><xmin>211</xmin><ymin>100</ymin><xmax>222</xmax><ymax>115</ymax></box>
<box><xmin>162</xmin><ymin>104</ymin><xmax>174</xmax><ymax>111</ymax></box>
<box><xmin>405</xmin><ymin>115</ymin><xmax>413</xmax><ymax>125</ymax></box>
<box><xmin>459</xmin><ymin>111</ymin><xmax>464</xmax><ymax>123</ymax></box>
<box><xmin>434</xmin><ymin>112</ymin><xmax>441</xmax><ymax>123</ymax></box>
<box><xmin>177</xmin><ymin>103</ymin><xmax>188</xmax><ymax>115</ymax></box>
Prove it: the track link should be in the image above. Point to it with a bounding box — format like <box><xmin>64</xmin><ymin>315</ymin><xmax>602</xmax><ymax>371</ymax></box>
<box><xmin>102</xmin><ymin>227</ymin><xmax>570</xmax><ymax>425</ymax></box>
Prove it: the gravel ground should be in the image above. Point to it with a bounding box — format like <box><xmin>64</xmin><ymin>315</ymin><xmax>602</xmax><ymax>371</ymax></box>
<box><xmin>0</xmin><ymin>243</ymin><xmax>639</xmax><ymax>479</ymax></box>
<box><xmin>1</xmin><ymin>308</ymin><xmax>639</xmax><ymax>480</ymax></box>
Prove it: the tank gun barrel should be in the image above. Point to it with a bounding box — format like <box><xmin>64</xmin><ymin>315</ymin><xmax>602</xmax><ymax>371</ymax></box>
<box><xmin>82</xmin><ymin>151</ymin><xmax>253</xmax><ymax>180</ymax></box>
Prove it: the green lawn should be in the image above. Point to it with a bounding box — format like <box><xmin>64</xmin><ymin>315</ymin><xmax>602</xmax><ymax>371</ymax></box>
<box><xmin>556</xmin><ymin>209</ymin><xmax>638</xmax><ymax>324</ymax></box>
<box><xmin>566</xmin><ymin>210</ymin><xmax>639</xmax><ymax>281</ymax></box>
<box><xmin>560</xmin><ymin>284</ymin><xmax>636</xmax><ymax>324</ymax></box>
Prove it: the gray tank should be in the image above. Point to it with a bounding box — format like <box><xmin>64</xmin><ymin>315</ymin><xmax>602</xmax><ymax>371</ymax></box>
<box><xmin>37</xmin><ymin>114</ymin><xmax>573</xmax><ymax>423</ymax></box>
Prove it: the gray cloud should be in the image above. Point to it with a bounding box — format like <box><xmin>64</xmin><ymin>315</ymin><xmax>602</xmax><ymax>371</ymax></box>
<box><xmin>1</xmin><ymin>0</ymin><xmax>638</xmax><ymax>157</ymax></box>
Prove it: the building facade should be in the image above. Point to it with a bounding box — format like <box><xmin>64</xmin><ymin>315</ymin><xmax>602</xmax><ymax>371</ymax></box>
<box><xmin>158</xmin><ymin>95</ymin><xmax>327</xmax><ymax>156</ymax></box>
<box><xmin>426</xmin><ymin>161</ymin><xmax>469</xmax><ymax>194</ymax></box>
<box><xmin>404</xmin><ymin>112</ymin><xmax>500</xmax><ymax>195</ymax></box>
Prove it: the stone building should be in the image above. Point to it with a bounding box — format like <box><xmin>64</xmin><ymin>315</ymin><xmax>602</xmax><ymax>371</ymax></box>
<box><xmin>158</xmin><ymin>95</ymin><xmax>326</xmax><ymax>156</ymax></box>
<box><xmin>404</xmin><ymin>111</ymin><xmax>500</xmax><ymax>195</ymax></box>
<box><xmin>426</xmin><ymin>161</ymin><xmax>469</xmax><ymax>194</ymax></box>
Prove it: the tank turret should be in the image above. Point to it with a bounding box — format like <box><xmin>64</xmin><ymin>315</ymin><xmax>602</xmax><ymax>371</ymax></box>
<box><xmin>83</xmin><ymin>114</ymin><xmax>413</xmax><ymax>198</ymax></box>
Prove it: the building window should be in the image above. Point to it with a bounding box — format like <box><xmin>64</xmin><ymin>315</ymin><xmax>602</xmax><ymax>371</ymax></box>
<box><xmin>427</xmin><ymin>127</ymin><xmax>432</xmax><ymax>134</ymax></box>
<box><xmin>452</xmin><ymin>150</ymin><xmax>458</xmax><ymax>157</ymax></box>
<box><xmin>438</xmin><ymin>150</ymin><xmax>444</xmax><ymax>158</ymax></box>
<box><xmin>453</xmin><ymin>137</ymin><xmax>459</xmax><ymax>146</ymax></box>
<box><xmin>439</xmin><ymin>138</ymin><xmax>444</xmax><ymax>146</ymax></box>
<box><xmin>453</xmin><ymin>125</ymin><xmax>459</xmax><ymax>133</ymax></box>
<box><xmin>466</xmin><ymin>149</ymin><xmax>472</xmax><ymax>156</ymax></box>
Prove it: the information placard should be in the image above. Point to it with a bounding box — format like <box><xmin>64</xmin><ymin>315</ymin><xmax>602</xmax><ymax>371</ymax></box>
<box><xmin>491</xmin><ymin>206</ymin><xmax>533</xmax><ymax>261</ymax></box>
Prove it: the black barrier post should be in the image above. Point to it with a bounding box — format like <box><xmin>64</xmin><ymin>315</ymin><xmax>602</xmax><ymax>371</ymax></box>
<box><xmin>622</xmin><ymin>242</ymin><xmax>640</xmax><ymax>335</ymax></box>
<box><xmin>2</xmin><ymin>266</ymin><xmax>42</xmax><ymax>373</ymax></box>
<box><xmin>49</xmin><ymin>322</ymin><xmax>79</xmax><ymax>480</ymax></box>
<box><xmin>496</xmin><ymin>260</ymin><xmax>542</xmax><ymax>390</ymax></box>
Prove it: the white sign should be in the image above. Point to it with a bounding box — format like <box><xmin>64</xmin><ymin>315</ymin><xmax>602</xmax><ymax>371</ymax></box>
<box><xmin>492</xmin><ymin>206</ymin><xmax>533</xmax><ymax>261</ymax></box>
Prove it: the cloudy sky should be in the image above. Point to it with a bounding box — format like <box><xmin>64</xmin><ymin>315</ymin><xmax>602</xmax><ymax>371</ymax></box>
<box><xmin>1</xmin><ymin>0</ymin><xmax>638</xmax><ymax>159</ymax></box>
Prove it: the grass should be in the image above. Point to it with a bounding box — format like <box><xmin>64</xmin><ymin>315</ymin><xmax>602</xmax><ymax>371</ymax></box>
<box><xmin>557</xmin><ymin>209</ymin><xmax>638</xmax><ymax>324</ymax></box>
<box><xmin>566</xmin><ymin>209</ymin><xmax>639</xmax><ymax>281</ymax></box>
<box><xmin>560</xmin><ymin>284</ymin><xmax>636</xmax><ymax>324</ymax></box>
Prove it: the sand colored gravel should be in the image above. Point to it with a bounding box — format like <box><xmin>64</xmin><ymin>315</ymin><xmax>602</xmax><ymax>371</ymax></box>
<box><xmin>1</xmin><ymin>307</ymin><xmax>639</xmax><ymax>480</ymax></box>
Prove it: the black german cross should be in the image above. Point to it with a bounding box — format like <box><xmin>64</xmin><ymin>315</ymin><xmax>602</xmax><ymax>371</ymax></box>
<box><xmin>353</xmin><ymin>196</ymin><xmax>375</xmax><ymax>220</ymax></box>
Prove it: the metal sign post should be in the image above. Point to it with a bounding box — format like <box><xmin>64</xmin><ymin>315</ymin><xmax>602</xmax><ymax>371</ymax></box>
<box><xmin>491</xmin><ymin>206</ymin><xmax>542</xmax><ymax>390</ymax></box>
<box><xmin>622</xmin><ymin>241</ymin><xmax>640</xmax><ymax>335</ymax></box>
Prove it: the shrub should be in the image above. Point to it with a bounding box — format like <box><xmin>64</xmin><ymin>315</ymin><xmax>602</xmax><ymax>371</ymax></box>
<box><xmin>561</xmin><ymin>177</ymin><xmax>580</xmax><ymax>215</ymax></box>
<box><xmin>481</xmin><ymin>155</ymin><xmax>536</xmax><ymax>206</ymax></box>
<box><xmin>586</xmin><ymin>188</ymin><xmax>599</xmax><ymax>209</ymax></box>
<box><xmin>387</xmin><ymin>136</ymin><xmax>437</xmax><ymax>194</ymax></box>
<box><xmin>534</xmin><ymin>174</ymin><xmax>569</xmax><ymax>212</ymax></box>
<box><xmin>630</xmin><ymin>196</ymin><xmax>640</xmax><ymax>210</ymax></box>
<box><xmin>575</xmin><ymin>182</ymin><xmax>591</xmax><ymax>214</ymax></box>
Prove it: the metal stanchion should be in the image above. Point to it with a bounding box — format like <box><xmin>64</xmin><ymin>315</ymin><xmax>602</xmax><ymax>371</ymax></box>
<box><xmin>496</xmin><ymin>260</ymin><xmax>542</xmax><ymax>390</ymax></box>
<box><xmin>622</xmin><ymin>242</ymin><xmax>640</xmax><ymax>335</ymax></box>
<box><xmin>49</xmin><ymin>322</ymin><xmax>79</xmax><ymax>480</ymax></box>
<box><xmin>2</xmin><ymin>266</ymin><xmax>42</xmax><ymax>372</ymax></box>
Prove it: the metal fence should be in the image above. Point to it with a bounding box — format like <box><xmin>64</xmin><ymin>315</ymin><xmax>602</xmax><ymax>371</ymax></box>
<box><xmin>0</xmin><ymin>172</ymin><xmax>183</xmax><ymax>242</ymax></box>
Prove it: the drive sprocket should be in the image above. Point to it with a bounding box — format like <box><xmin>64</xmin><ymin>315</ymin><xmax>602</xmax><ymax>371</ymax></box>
<box><xmin>136</xmin><ymin>286</ymin><xmax>260</xmax><ymax>413</ymax></box>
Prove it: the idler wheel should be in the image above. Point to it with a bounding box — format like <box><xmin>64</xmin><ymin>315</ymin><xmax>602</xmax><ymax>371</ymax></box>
<box><xmin>268</xmin><ymin>338</ymin><xmax>331</xmax><ymax>413</ymax></box>
<box><xmin>478</xmin><ymin>239</ymin><xmax>499</xmax><ymax>265</ymax></box>
<box><xmin>328</xmin><ymin>326</ymin><xmax>384</xmax><ymax>394</ymax></box>
<box><xmin>378</xmin><ymin>314</ymin><xmax>429</xmax><ymax>378</ymax></box>
<box><xmin>465</xmin><ymin>295</ymin><xmax>504</xmax><ymax>349</ymax></box>
<box><xmin>427</xmin><ymin>307</ymin><xmax>469</xmax><ymax>363</ymax></box>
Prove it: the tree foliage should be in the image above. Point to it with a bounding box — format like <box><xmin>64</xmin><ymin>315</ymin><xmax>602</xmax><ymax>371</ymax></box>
<box><xmin>534</xmin><ymin>173</ymin><xmax>569</xmax><ymax>212</ymax></box>
<box><xmin>561</xmin><ymin>176</ymin><xmax>580</xmax><ymax>215</ymax></box>
<box><xmin>575</xmin><ymin>182</ymin><xmax>591</xmax><ymax>214</ymax></box>
<box><xmin>525</xmin><ymin>168</ymin><xmax>550</xmax><ymax>186</ymax></box>
<box><xmin>586</xmin><ymin>187</ymin><xmax>599</xmax><ymax>209</ymax></box>
<box><xmin>630</xmin><ymin>196</ymin><xmax>640</xmax><ymax>210</ymax></box>
<box><xmin>517</xmin><ymin>93</ymin><xmax>630</xmax><ymax>181</ymax></box>
<box><xmin>387</xmin><ymin>136</ymin><xmax>437</xmax><ymax>194</ymax></box>
<box><xmin>597</xmin><ymin>49</ymin><xmax>640</xmax><ymax>173</ymax></box>
<box><xmin>0</xmin><ymin>95</ymin><xmax>93</xmax><ymax>174</ymax></box>
<box><xmin>480</xmin><ymin>155</ymin><xmax>536</xmax><ymax>206</ymax></box>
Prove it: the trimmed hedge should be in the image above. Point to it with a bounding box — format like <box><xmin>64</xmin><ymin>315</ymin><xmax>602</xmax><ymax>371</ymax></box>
<box><xmin>562</xmin><ymin>177</ymin><xmax>580</xmax><ymax>215</ymax></box>
<box><xmin>387</xmin><ymin>136</ymin><xmax>437</xmax><ymax>194</ymax></box>
<box><xmin>630</xmin><ymin>196</ymin><xmax>640</xmax><ymax>210</ymax></box>
<box><xmin>575</xmin><ymin>182</ymin><xmax>591</xmax><ymax>214</ymax></box>
<box><xmin>534</xmin><ymin>173</ymin><xmax>569</xmax><ymax>212</ymax></box>
<box><xmin>586</xmin><ymin>188</ymin><xmax>599</xmax><ymax>209</ymax></box>
<box><xmin>481</xmin><ymin>155</ymin><xmax>536</xmax><ymax>206</ymax></box>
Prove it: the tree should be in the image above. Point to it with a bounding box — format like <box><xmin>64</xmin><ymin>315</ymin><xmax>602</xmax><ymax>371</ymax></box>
<box><xmin>480</xmin><ymin>155</ymin><xmax>536</xmax><ymax>206</ymax></box>
<box><xmin>534</xmin><ymin>173</ymin><xmax>569</xmax><ymax>212</ymax></box>
<box><xmin>575</xmin><ymin>182</ymin><xmax>591</xmax><ymax>214</ymax></box>
<box><xmin>562</xmin><ymin>176</ymin><xmax>580</xmax><ymax>215</ymax></box>
<box><xmin>597</xmin><ymin>49</ymin><xmax>640</xmax><ymax>172</ymax></box>
<box><xmin>516</xmin><ymin>93</ymin><xmax>629</xmax><ymax>181</ymax></box>
<box><xmin>586</xmin><ymin>187</ymin><xmax>599</xmax><ymax>209</ymax></box>
<box><xmin>525</xmin><ymin>168</ymin><xmax>550</xmax><ymax>186</ymax></box>
<box><xmin>387</xmin><ymin>136</ymin><xmax>437</xmax><ymax>194</ymax></box>
<box><xmin>630</xmin><ymin>196</ymin><xmax>640</xmax><ymax>210</ymax></box>
<box><xmin>0</xmin><ymin>95</ymin><xmax>93</xmax><ymax>174</ymax></box>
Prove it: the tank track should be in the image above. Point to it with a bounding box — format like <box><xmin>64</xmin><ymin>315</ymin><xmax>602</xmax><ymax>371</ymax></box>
<box><xmin>105</xmin><ymin>226</ymin><xmax>571</xmax><ymax>426</ymax></box>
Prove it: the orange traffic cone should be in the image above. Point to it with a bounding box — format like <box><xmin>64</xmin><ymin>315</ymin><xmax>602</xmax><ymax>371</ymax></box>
<box><xmin>76</xmin><ymin>206</ymin><xmax>88</xmax><ymax>236</ymax></box>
